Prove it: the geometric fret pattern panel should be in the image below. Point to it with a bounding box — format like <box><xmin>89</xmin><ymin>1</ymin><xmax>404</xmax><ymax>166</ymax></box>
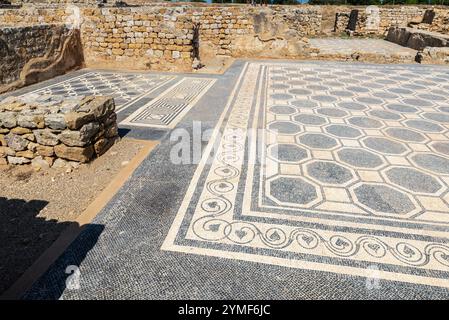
<box><xmin>163</xmin><ymin>62</ymin><xmax>449</xmax><ymax>289</ymax></box>
<box><xmin>21</xmin><ymin>71</ymin><xmax>174</xmax><ymax>111</ymax></box>
<box><xmin>120</xmin><ymin>77</ymin><xmax>216</xmax><ymax>129</ymax></box>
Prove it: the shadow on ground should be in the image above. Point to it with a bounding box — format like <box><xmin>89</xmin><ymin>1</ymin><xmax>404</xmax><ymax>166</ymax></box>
<box><xmin>0</xmin><ymin>196</ymin><xmax>104</xmax><ymax>298</ymax></box>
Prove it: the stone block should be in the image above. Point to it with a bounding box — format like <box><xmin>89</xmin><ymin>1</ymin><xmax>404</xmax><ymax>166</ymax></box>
<box><xmin>54</xmin><ymin>144</ymin><xmax>95</xmax><ymax>163</ymax></box>
<box><xmin>7</xmin><ymin>156</ymin><xmax>31</xmax><ymax>165</ymax></box>
<box><xmin>64</xmin><ymin>112</ymin><xmax>95</xmax><ymax>130</ymax></box>
<box><xmin>44</xmin><ymin>113</ymin><xmax>67</xmax><ymax>130</ymax></box>
<box><xmin>5</xmin><ymin>133</ymin><xmax>29</xmax><ymax>151</ymax></box>
<box><xmin>34</xmin><ymin>129</ymin><xmax>60</xmax><ymax>146</ymax></box>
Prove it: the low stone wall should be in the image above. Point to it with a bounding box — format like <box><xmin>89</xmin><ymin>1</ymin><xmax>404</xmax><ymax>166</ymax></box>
<box><xmin>0</xmin><ymin>23</ymin><xmax>84</xmax><ymax>94</ymax></box>
<box><xmin>387</xmin><ymin>26</ymin><xmax>449</xmax><ymax>50</ymax></box>
<box><xmin>0</xmin><ymin>95</ymin><xmax>118</xmax><ymax>168</ymax></box>
<box><xmin>418</xmin><ymin>46</ymin><xmax>449</xmax><ymax>64</ymax></box>
<box><xmin>334</xmin><ymin>6</ymin><xmax>449</xmax><ymax>36</ymax></box>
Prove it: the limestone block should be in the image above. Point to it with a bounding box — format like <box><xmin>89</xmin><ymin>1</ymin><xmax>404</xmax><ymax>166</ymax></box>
<box><xmin>34</xmin><ymin>129</ymin><xmax>60</xmax><ymax>146</ymax></box>
<box><xmin>54</xmin><ymin>144</ymin><xmax>95</xmax><ymax>163</ymax></box>
<box><xmin>5</xmin><ymin>133</ymin><xmax>29</xmax><ymax>151</ymax></box>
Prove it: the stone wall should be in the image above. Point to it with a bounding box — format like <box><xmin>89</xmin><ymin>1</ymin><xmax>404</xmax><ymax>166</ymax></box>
<box><xmin>0</xmin><ymin>25</ymin><xmax>66</xmax><ymax>85</ymax></box>
<box><xmin>424</xmin><ymin>8</ymin><xmax>449</xmax><ymax>34</ymax></box>
<box><xmin>0</xmin><ymin>4</ymin><xmax>322</xmax><ymax>71</ymax></box>
<box><xmin>0</xmin><ymin>95</ymin><xmax>118</xmax><ymax>168</ymax></box>
<box><xmin>0</xmin><ymin>23</ymin><xmax>84</xmax><ymax>93</ymax></box>
<box><xmin>81</xmin><ymin>7</ymin><xmax>195</xmax><ymax>71</ymax></box>
<box><xmin>1</xmin><ymin>4</ymin><xmax>449</xmax><ymax>73</ymax></box>
<box><xmin>80</xmin><ymin>5</ymin><xmax>322</xmax><ymax>70</ymax></box>
<box><xmin>334</xmin><ymin>6</ymin><xmax>449</xmax><ymax>36</ymax></box>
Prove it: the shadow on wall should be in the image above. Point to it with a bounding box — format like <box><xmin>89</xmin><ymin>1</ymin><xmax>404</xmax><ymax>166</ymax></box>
<box><xmin>0</xmin><ymin>27</ymin><xmax>85</xmax><ymax>95</ymax></box>
<box><xmin>0</xmin><ymin>196</ymin><xmax>104</xmax><ymax>299</ymax></box>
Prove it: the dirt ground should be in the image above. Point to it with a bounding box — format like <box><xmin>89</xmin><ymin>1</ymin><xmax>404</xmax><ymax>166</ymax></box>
<box><xmin>0</xmin><ymin>138</ymin><xmax>145</xmax><ymax>294</ymax></box>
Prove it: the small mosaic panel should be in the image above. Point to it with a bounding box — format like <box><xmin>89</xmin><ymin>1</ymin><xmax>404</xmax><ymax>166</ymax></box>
<box><xmin>163</xmin><ymin>62</ymin><xmax>449</xmax><ymax>288</ymax></box>
<box><xmin>121</xmin><ymin>77</ymin><xmax>216</xmax><ymax>129</ymax></box>
<box><xmin>21</xmin><ymin>71</ymin><xmax>174</xmax><ymax>111</ymax></box>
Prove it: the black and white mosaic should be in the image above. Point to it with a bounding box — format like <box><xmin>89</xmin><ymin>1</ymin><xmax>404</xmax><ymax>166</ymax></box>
<box><xmin>163</xmin><ymin>62</ymin><xmax>449</xmax><ymax>288</ymax></box>
<box><xmin>20</xmin><ymin>71</ymin><xmax>174</xmax><ymax>111</ymax></box>
<box><xmin>121</xmin><ymin>77</ymin><xmax>216</xmax><ymax>129</ymax></box>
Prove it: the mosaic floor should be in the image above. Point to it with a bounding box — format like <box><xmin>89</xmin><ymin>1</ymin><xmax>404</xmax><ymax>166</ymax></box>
<box><xmin>163</xmin><ymin>62</ymin><xmax>449</xmax><ymax>289</ymax></box>
<box><xmin>21</xmin><ymin>71</ymin><xmax>174</xmax><ymax>113</ymax></box>
<box><xmin>121</xmin><ymin>77</ymin><xmax>216</xmax><ymax>129</ymax></box>
<box><xmin>17</xmin><ymin>60</ymin><xmax>449</xmax><ymax>299</ymax></box>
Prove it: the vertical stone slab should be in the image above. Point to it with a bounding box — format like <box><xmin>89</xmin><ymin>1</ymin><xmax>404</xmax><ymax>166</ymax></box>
<box><xmin>365</xmin><ymin>6</ymin><xmax>380</xmax><ymax>32</ymax></box>
<box><xmin>347</xmin><ymin>10</ymin><xmax>359</xmax><ymax>32</ymax></box>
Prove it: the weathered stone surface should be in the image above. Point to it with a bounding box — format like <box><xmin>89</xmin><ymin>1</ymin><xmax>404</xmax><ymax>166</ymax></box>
<box><xmin>16</xmin><ymin>150</ymin><xmax>34</xmax><ymax>159</ymax></box>
<box><xmin>44</xmin><ymin>156</ymin><xmax>55</xmax><ymax>167</ymax></box>
<box><xmin>104</xmin><ymin>112</ymin><xmax>117</xmax><ymax>127</ymax></box>
<box><xmin>23</xmin><ymin>133</ymin><xmax>35</xmax><ymax>142</ymax></box>
<box><xmin>0</xmin><ymin>94</ymin><xmax>118</xmax><ymax>166</ymax></box>
<box><xmin>80</xmin><ymin>96</ymin><xmax>115</xmax><ymax>119</ymax></box>
<box><xmin>0</xmin><ymin>134</ymin><xmax>6</xmax><ymax>146</ymax></box>
<box><xmin>31</xmin><ymin>156</ymin><xmax>50</xmax><ymax>171</ymax></box>
<box><xmin>5</xmin><ymin>133</ymin><xmax>29</xmax><ymax>151</ymax></box>
<box><xmin>44</xmin><ymin>113</ymin><xmax>67</xmax><ymax>130</ymax></box>
<box><xmin>7</xmin><ymin>156</ymin><xmax>31</xmax><ymax>165</ymax></box>
<box><xmin>418</xmin><ymin>46</ymin><xmax>449</xmax><ymax>64</ymax></box>
<box><xmin>387</xmin><ymin>27</ymin><xmax>449</xmax><ymax>51</ymax></box>
<box><xmin>94</xmin><ymin>137</ymin><xmax>117</xmax><ymax>156</ymax></box>
<box><xmin>105</xmin><ymin>123</ymin><xmax>119</xmax><ymax>139</ymax></box>
<box><xmin>0</xmin><ymin>112</ymin><xmax>17</xmax><ymax>128</ymax></box>
<box><xmin>0</xmin><ymin>146</ymin><xmax>15</xmax><ymax>157</ymax></box>
<box><xmin>64</xmin><ymin>112</ymin><xmax>95</xmax><ymax>130</ymax></box>
<box><xmin>35</xmin><ymin>145</ymin><xmax>55</xmax><ymax>157</ymax></box>
<box><xmin>10</xmin><ymin>127</ymin><xmax>32</xmax><ymax>135</ymax></box>
<box><xmin>27</xmin><ymin>142</ymin><xmax>38</xmax><ymax>152</ymax></box>
<box><xmin>52</xmin><ymin>158</ymin><xmax>67</xmax><ymax>168</ymax></box>
<box><xmin>0</xmin><ymin>157</ymin><xmax>7</xmax><ymax>165</ymax></box>
<box><xmin>33</xmin><ymin>129</ymin><xmax>60</xmax><ymax>146</ymax></box>
<box><xmin>0</xmin><ymin>24</ymin><xmax>84</xmax><ymax>94</ymax></box>
<box><xmin>17</xmin><ymin>114</ymin><xmax>45</xmax><ymax>129</ymax></box>
<box><xmin>59</xmin><ymin>122</ymin><xmax>100</xmax><ymax>147</ymax></box>
<box><xmin>54</xmin><ymin>144</ymin><xmax>95</xmax><ymax>163</ymax></box>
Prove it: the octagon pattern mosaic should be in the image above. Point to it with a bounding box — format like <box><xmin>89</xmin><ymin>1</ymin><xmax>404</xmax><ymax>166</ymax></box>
<box><xmin>20</xmin><ymin>71</ymin><xmax>175</xmax><ymax>111</ymax></box>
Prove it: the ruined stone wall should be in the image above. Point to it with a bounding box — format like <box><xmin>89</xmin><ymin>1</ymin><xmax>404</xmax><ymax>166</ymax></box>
<box><xmin>334</xmin><ymin>6</ymin><xmax>423</xmax><ymax>35</ymax></box>
<box><xmin>81</xmin><ymin>7</ymin><xmax>195</xmax><ymax>71</ymax></box>
<box><xmin>0</xmin><ymin>95</ymin><xmax>119</xmax><ymax>167</ymax></box>
<box><xmin>80</xmin><ymin>5</ymin><xmax>322</xmax><ymax>70</ymax></box>
<box><xmin>0</xmin><ymin>5</ymin><xmax>322</xmax><ymax>70</ymax></box>
<box><xmin>0</xmin><ymin>6</ymin><xmax>69</xmax><ymax>25</ymax></box>
<box><xmin>427</xmin><ymin>8</ymin><xmax>449</xmax><ymax>34</ymax></box>
<box><xmin>11</xmin><ymin>0</ymin><xmax>96</xmax><ymax>4</ymax></box>
<box><xmin>2</xmin><ymin>4</ymin><xmax>447</xmax><ymax>72</ymax></box>
<box><xmin>0</xmin><ymin>23</ymin><xmax>83</xmax><ymax>93</ymax></box>
<box><xmin>0</xmin><ymin>25</ymin><xmax>66</xmax><ymax>84</ymax></box>
<box><xmin>334</xmin><ymin>6</ymin><xmax>449</xmax><ymax>36</ymax></box>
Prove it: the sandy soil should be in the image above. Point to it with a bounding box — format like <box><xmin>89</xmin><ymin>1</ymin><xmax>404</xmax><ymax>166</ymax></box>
<box><xmin>0</xmin><ymin>138</ymin><xmax>144</xmax><ymax>294</ymax></box>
